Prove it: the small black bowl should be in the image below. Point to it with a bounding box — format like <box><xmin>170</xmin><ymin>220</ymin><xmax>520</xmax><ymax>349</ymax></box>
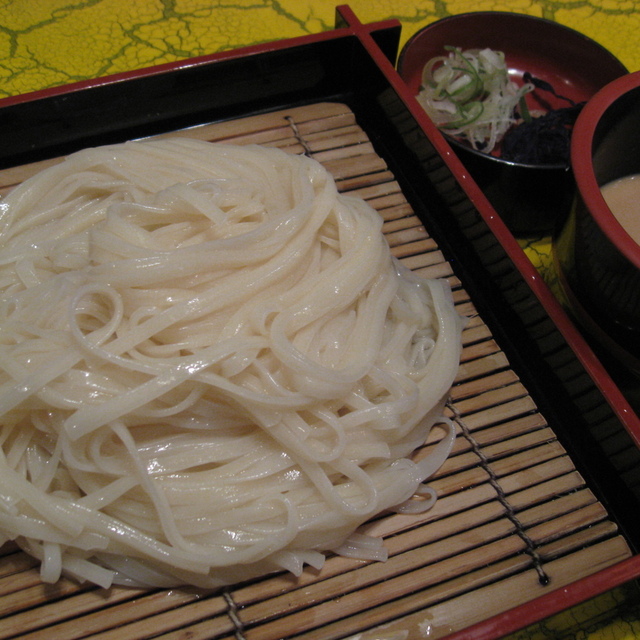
<box><xmin>398</xmin><ymin>12</ymin><xmax>628</xmax><ymax>236</ymax></box>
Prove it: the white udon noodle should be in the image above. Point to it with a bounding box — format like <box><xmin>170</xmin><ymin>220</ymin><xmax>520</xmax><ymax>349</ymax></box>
<box><xmin>0</xmin><ymin>138</ymin><xmax>462</xmax><ymax>589</ymax></box>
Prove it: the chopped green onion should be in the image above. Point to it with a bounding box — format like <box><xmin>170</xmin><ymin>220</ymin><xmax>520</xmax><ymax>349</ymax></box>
<box><xmin>417</xmin><ymin>46</ymin><xmax>533</xmax><ymax>153</ymax></box>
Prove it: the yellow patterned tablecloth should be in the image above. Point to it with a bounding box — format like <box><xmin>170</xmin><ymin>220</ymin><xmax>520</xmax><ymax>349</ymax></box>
<box><xmin>0</xmin><ymin>0</ymin><xmax>638</xmax><ymax>98</ymax></box>
<box><xmin>1</xmin><ymin>1</ymin><xmax>640</xmax><ymax>639</ymax></box>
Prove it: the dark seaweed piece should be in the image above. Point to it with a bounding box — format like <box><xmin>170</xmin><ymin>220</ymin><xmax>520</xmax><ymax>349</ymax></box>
<box><xmin>501</xmin><ymin>103</ymin><xmax>583</xmax><ymax>165</ymax></box>
<box><xmin>500</xmin><ymin>73</ymin><xmax>585</xmax><ymax>165</ymax></box>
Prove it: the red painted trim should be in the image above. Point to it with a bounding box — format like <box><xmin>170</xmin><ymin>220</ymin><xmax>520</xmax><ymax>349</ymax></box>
<box><xmin>337</xmin><ymin>3</ymin><xmax>640</xmax><ymax>447</ymax></box>
<box><xmin>362</xmin><ymin>15</ymin><xmax>640</xmax><ymax>636</ymax></box>
<box><xmin>0</xmin><ymin>8</ymin><xmax>399</xmax><ymax>110</ymax></box>
<box><xmin>444</xmin><ymin>554</ymin><xmax>640</xmax><ymax>640</ymax></box>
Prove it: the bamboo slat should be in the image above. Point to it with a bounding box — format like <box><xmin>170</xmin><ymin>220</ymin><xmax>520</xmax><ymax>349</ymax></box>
<box><xmin>0</xmin><ymin>101</ymin><xmax>632</xmax><ymax>640</ymax></box>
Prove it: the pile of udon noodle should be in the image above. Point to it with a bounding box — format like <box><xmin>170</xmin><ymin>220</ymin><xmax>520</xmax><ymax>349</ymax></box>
<box><xmin>0</xmin><ymin>138</ymin><xmax>462</xmax><ymax>589</ymax></box>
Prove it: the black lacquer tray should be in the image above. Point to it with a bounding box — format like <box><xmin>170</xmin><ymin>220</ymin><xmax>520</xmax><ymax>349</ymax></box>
<box><xmin>1</xmin><ymin>6</ymin><xmax>640</xmax><ymax>639</ymax></box>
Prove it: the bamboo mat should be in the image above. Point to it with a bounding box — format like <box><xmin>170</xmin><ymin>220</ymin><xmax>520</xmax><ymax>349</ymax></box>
<box><xmin>0</xmin><ymin>102</ymin><xmax>632</xmax><ymax>640</ymax></box>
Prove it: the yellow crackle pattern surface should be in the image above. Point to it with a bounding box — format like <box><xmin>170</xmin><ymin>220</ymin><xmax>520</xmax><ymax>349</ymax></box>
<box><xmin>1</xmin><ymin>1</ymin><xmax>640</xmax><ymax>639</ymax></box>
<box><xmin>0</xmin><ymin>0</ymin><xmax>638</xmax><ymax>98</ymax></box>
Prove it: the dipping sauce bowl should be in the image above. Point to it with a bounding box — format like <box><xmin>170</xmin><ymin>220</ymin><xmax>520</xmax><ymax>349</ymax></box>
<box><xmin>553</xmin><ymin>70</ymin><xmax>640</xmax><ymax>374</ymax></box>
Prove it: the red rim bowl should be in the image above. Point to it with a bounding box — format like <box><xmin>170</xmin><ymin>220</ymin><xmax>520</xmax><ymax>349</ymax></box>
<box><xmin>397</xmin><ymin>12</ymin><xmax>628</xmax><ymax>235</ymax></box>
<box><xmin>571</xmin><ymin>70</ymin><xmax>640</xmax><ymax>270</ymax></box>
<box><xmin>553</xmin><ymin>70</ymin><xmax>640</xmax><ymax>373</ymax></box>
<box><xmin>398</xmin><ymin>12</ymin><xmax>629</xmax><ymax>156</ymax></box>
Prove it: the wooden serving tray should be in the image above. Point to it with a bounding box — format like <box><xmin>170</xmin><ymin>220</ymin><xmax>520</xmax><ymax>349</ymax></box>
<box><xmin>0</xmin><ymin>101</ymin><xmax>631</xmax><ymax>640</ymax></box>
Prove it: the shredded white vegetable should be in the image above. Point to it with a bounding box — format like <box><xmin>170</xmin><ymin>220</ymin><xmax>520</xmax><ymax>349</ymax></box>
<box><xmin>417</xmin><ymin>46</ymin><xmax>534</xmax><ymax>153</ymax></box>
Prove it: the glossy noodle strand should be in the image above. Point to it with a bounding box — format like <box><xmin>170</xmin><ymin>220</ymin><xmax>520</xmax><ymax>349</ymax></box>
<box><xmin>0</xmin><ymin>138</ymin><xmax>462</xmax><ymax>588</ymax></box>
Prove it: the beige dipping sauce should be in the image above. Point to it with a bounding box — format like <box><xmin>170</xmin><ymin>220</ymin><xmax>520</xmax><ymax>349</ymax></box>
<box><xmin>601</xmin><ymin>173</ymin><xmax>640</xmax><ymax>245</ymax></box>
